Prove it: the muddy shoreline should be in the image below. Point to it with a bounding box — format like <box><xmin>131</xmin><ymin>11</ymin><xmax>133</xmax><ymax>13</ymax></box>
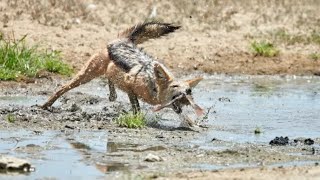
<box><xmin>1</xmin><ymin>75</ymin><xmax>320</xmax><ymax>179</ymax></box>
<box><xmin>1</xmin><ymin>0</ymin><xmax>320</xmax><ymax>179</ymax></box>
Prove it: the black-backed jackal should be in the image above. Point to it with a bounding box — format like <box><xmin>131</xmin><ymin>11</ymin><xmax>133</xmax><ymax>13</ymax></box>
<box><xmin>41</xmin><ymin>22</ymin><xmax>204</xmax><ymax>121</ymax></box>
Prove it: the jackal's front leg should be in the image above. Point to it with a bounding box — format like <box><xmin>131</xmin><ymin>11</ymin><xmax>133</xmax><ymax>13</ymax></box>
<box><xmin>128</xmin><ymin>93</ymin><xmax>140</xmax><ymax>114</ymax></box>
<box><xmin>41</xmin><ymin>53</ymin><xmax>108</xmax><ymax>109</ymax></box>
<box><xmin>108</xmin><ymin>80</ymin><xmax>117</xmax><ymax>102</ymax></box>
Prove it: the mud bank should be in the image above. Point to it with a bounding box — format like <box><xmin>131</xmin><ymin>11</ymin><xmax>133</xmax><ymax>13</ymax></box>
<box><xmin>0</xmin><ymin>75</ymin><xmax>320</xmax><ymax>179</ymax></box>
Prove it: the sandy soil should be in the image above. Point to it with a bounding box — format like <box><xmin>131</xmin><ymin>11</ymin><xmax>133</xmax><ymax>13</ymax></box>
<box><xmin>165</xmin><ymin>165</ymin><xmax>320</xmax><ymax>180</ymax></box>
<box><xmin>1</xmin><ymin>0</ymin><xmax>320</xmax><ymax>179</ymax></box>
<box><xmin>0</xmin><ymin>0</ymin><xmax>319</xmax><ymax>76</ymax></box>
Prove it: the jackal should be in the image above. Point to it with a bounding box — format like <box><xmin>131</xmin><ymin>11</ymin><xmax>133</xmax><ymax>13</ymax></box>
<box><xmin>41</xmin><ymin>21</ymin><xmax>204</xmax><ymax>118</ymax></box>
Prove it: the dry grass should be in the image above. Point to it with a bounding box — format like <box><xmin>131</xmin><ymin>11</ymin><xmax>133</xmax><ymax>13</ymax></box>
<box><xmin>3</xmin><ymin>0</ymin><xmax>319</xmax><ymax>33</ymax></box>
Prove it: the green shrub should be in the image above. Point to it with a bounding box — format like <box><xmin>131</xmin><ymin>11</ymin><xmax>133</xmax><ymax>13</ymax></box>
<box><xmin>254</xmin><ymin>127</ymin><xmax>262</xmax><ymax>134</ymax></box>
<box><xmin>310</xmin><ymin>53</ymin><xmax>320</xmax><ymax>61</ymax></box>
<box><xmin>116</xmin><ymin>112</ymin><xmax>146</xmax><ymax>128</ymax></box>
<box><xmin>250</xmin><ymin>41</ymin><xmax>279</xmax><ymax>57</ymax></box>
<box><xmin>0</xmin><ymin>34</ymin><xmax>73</xmax><ymax>81</ymax></box>
<box><xmin>6</xmin><ymin>113</ymin><xmax>15</xmax><ymax>123</ymax></box>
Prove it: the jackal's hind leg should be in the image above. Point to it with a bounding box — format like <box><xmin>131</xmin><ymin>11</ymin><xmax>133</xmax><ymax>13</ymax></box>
<box><xmin>128</xmin><ymin>93</ymin><xmax>140</xmax><ymax>114</ymax></box>
<box><xmin>108</xmin><ymin>80</ymin><xmax>117</xmax><ymax>102</ymax></box>
<box><xmin>41</xmin><ymin>54</ymin><xmax>108</xmax><ymax>109</ymax></box>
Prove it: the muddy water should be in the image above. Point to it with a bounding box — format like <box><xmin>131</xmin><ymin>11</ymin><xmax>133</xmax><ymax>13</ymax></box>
<box><xmin>0</xmin><ymin>75</ymin><xmax>320</xmax><ymax>179</ymax></box>
<box><xmin>0</xmin><ymin>130</ymin><xmax>106</xmax><ymax>179</ymax></box>
<box><xmin>194</xmin><ymin>75</ymin><xmax>320</xmax><ymax>145</ymax></box>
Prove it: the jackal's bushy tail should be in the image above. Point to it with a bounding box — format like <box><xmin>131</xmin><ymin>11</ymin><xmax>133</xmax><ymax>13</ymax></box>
<box><xmin>119</xmin><ymin>21</ymin><xmax>180</xmax><ymax>45</ymax></box>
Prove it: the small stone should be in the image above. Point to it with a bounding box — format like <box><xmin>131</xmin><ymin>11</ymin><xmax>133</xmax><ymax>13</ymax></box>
<box><xmin>155</xmin><ymin>134</ymin><xmax>164</xmax><ymax>138</ymax></box>
<box><xmin>269</xmin><ymin>136</ymin><xmax>289</xmax><ymax>146</ymax></box>
<box><xmin>68</xmin><ymin>103</ymin><xmax>81</xmax><ymax>112</ymax></box>
<box><xmin>304</xmin><ymin>138</ymin><xmax>314</xmax><ymax>145</ymax></box>
<box><xmin>86</xmin><ymin>4</ymin><xmax>97</xmax><ymax>12</ymax></box>
<box><xmin>144</xmin><ymin>153</ymin><xmax>163</xmax><ymax>162</ymax></box>
<box><xmin>0</xmin><ymin>155</ymin><xmax>32</xmax><ymax>173</ymax></box>
<box><xmin>218</xmin><ymin>97</ymin><xmax>231</xmax><ymax>102</ymax></box>
<box><xmin>73</xmin><ymin>18</ymin><xmax>81</xmax><ymax>24</ymax></box>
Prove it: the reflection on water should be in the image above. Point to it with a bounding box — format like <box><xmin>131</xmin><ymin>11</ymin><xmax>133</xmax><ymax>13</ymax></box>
<box><xmin>194</xmin><ymin>75</ymin><xmax>320</xmax><ymax>144</ymax></box>
<box><xmin>107</xmin><ymin>141</ymin><xmax>166</xmax><ymax>153</ymax></box>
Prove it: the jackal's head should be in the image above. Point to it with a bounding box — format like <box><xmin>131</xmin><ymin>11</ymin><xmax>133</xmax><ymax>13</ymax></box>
<box><xmin>153</xmin><ymin>64</ymin><xmax>204</xmax><ymax>116</ymax></box>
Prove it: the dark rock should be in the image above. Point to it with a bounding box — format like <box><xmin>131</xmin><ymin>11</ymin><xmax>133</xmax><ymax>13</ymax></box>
<box><xmin>156</xmin><ymin>134</ymin><xmax>164</xmax><ymax>139</ymax></box>
<box><xmin>269</xmin><ymin>136</ymin><xmax>289</xmax><ymax>146</ymax></box>
<box><xmin>68</xmin><ymin>103</ymin><xmax>81</xmax><ymax>112</ymax></box>
<box><xmin>304</xmin><ymin>138</ymin><xmax>314</xmax><ymax>145</ymax></box>
<box><xmin>65</xmin><ymin>125</ymin><xmax>75</xmax><ymax>129</ymax></box>
<box><xmin>218</xmin><ymin>97</ymin><xmax>231</xmax><ymax>102</ymax></box>
<box><xmin>293</xmin><ymin>138</ymin><xmax>314</xmax><ymax>145</ymax></box>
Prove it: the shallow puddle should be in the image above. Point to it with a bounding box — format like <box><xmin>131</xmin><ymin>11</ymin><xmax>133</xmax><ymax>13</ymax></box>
<box><xmin>0</xmin><ymin>131</ymin><xmax>103</xmax><ymax>179</ymax></box>
<box><xmin>193</xmin><ymin>75</ymin><xmax>320</xmax><ymax>145</ymax></box>
<box><xmin>107</xmin><ymin>141</ymin><xmax>166</xmax><ymax>153</ymax></box>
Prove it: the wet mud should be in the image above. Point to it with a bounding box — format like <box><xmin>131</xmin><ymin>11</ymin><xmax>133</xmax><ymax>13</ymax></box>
<box><xmin>0</xmin><ymin>75</ymin><xmax>320</xmax><ymax>179</ymax></box>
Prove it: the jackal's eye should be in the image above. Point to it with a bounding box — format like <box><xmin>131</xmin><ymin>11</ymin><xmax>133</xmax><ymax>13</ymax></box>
<box><xmin>171</xmin><ymin>85</ymin><xmax>179</xmax><ymax>88</ymax></box>
<box><xmin>186</xmin><ymin>88</ymin><xmax>192</xmax><ymax>95</ymax></box>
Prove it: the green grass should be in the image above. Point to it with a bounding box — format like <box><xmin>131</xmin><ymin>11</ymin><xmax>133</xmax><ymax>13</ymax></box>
<box><xmin>254</xmin><ymin>127</ymin><xmax>262</xmax><ymax>134</ymax></box>
<box><xmin>250</xmin><ymin>41</ymin><xmax>279</xmax><ymax>57</ymax></box>
<box><xmin>0</xmin><ymin>34</ymin><xmax>73</xmax><ymax>81</ymax></box>
<box><xmin>310</xmin><ymin>53</ymin><xmax>320</xmax><ymax>61</ymax></box>
<box><xmin>270</xmin><ymin>29</ymin><xmax>320</xmax><ymax>45</ymax></box>
<box><xmin>310</xmin><ymin>31</ymin><xmax>320</xmax><ymax>45</ymax></box>
<box><xmin>116</xmin><ymin>112</ymin><xmax>146</xmax><ymax>128</ymax></box>
<box><xmin>6</xmin><ymin>113</ymin><xmax>15</xmax><ymax>123</ymax></box>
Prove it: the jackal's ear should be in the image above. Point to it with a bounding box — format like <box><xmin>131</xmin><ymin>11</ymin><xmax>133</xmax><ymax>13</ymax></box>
<box><xmin>185</xmin><ymin>77</ymin><xmax>203</xmax><ymax>88</ymax></box>
<box><xmin>154</xmin><ymin>63</ymin><xmax>173</xmax><ymax>83</ymax></box>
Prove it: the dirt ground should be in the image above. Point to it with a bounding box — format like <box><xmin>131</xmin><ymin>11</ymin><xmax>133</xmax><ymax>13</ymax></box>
<box><xmin>165</xmin><ymin>165</ymin><xmax>320</xmax><ymax>180</ymax></box>
<box><xmin>1</xmin><ymin>0</ymin><xmax>320</xmax><ymax>179</ymax></box>
<box><xmin>0</xmin><ymin>0</ymin><xmax>319</xmax><ymax>76</ymax></box>
<box><xmin>1</xmin><ymin>78</ymin><xmax>320</xmax><ymax>179</ymax></box>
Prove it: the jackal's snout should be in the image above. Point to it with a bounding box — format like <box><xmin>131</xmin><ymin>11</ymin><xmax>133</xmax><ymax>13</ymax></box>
<box><xmin>153</xmin><ymin>76</ymin><xmax>204</xmax><ymax>116</ymax></box>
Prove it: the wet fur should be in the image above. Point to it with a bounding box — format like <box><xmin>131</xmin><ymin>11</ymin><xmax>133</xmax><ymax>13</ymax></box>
<box><xmin>41</xmin><ymin>21</ymin><xmax>202</xmax><ymax>115</ymax></box>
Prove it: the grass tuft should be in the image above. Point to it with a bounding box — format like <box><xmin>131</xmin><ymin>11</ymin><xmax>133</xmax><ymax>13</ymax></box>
<box><xmin>310</xmin><ymin>53</ymin><xmax>320</xmax><ymax>61</ymax></box>
<box><xmin>250</xmin><ymin>41</ymin><xmax>279</xmax><ymax>57</ymax></box>
<box><xmin>0</xmin><ymin>34</ymin><xmax>73</xmax><ymax>81</ymax></box>
<box><xmin>6</xmin><ymin>113</ymin><xmax>15</xmax><ymax>123</ymax></box>
<box><xmin>254</xmin><ymin>127</ymin><xmax>262</xmax><ymax>134</ymax></box>
<box><xmin>270</xmin><ymin>29</ymin><xmax>320</xmax><ymax>45</ymax></box>
<box><xmin>116</xmin><ymin>112</ymin><xmax>146</xmax><ymax>128</ymax></box>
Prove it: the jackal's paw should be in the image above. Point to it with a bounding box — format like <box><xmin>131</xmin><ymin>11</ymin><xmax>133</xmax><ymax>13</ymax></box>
<box><xmin>36</xmin><ymin>104</ymin><xmax>48</xmax><ymax>110</ymax></box>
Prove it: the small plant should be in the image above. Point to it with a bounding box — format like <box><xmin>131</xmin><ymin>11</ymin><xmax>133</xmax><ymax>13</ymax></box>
<box><xmin>310</xmin><ymin>31</ymin><xmax>320</xmax><ymax>45</ymax></box>
<box><xmin>0</xmin><ymin>34</ymin><xmax>73</xmax><ymax>81</ymax></box>
<box><xmin>272</xmin><ymin>29</ymin><xmax>305</xmax><ymax>45</ymax></box>
<box><xmin>310</xmin><ymin>53</ymin><xmax>320</xmax><ymax>61</ymax></box>
<box><xmin>250</xmin><ymin>40</ymin><xmax>279</xmax><ymax>57</ymax></box>
<box><xmin>6</xmin><ymin>113</ymin><xmax>15</xmax><ymax>123</ymax></box>
<box><xmin>254</xmin><ymin>127</ymin><xmax>262</xmax><ymax>134</ymax></box>
<box><xmin>116</xmin><ymin>112</ymin><xmax>146</xmax><ymax>128</ymax></box>
<box><xmin>270</xmin><ymin>29</ymin><xmax>320</xmax><ymax>46</ymax></box>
